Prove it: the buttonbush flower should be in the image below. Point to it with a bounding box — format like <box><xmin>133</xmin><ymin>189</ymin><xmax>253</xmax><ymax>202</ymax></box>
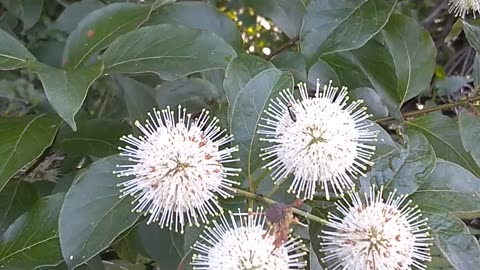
<box><xmin>258</xmin><ymin>80</ymin><xmax>377</xmax><ymax>200</ymax></box>
<box><xmin>448</xmin><ymin>0</ymin><xmax>480</xmax><ymax>18</ymax></box>
<box><xmin>320</xmin><ymin>186</ymin><xmax>432</xmax><ymax>270</ymax></box>
<box><xmin>114</xmin><ymin>106</ymin><xmax>240</xmax><ymax>233</ymax></box>
<box><xmin>191</xmin><ymin>208</ymin><xmax>308</xmax><ymax>270</ymax></box>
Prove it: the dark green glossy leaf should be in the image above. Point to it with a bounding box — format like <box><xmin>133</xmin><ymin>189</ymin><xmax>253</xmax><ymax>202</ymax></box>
<box><xmin>147</xmin><ymin>2</ymin><xmax>242</xmax><ymax>50</ymax></box>
<box><xmin>422</xmin><ymin>206</ymin><xmax>480</xmax><ymax>270</ymax></box>
<box><xmin>0</xmin><ymin>0</ymin><xmax>43</xmax><ymax>30</ymax></box>
<box><xmin>230</xmin><ymin>68</ymin><xmax>294</xmax><ymax>178</ymax></box>
<box><xmin>474</xmin><ymin>53</ymin><xmax>480</xmax><ymax>88</ymax></box>
<box><xmin>307</xmin><ymin>59</ymin><xmax>340</xmax><ymax>88</ymax></box>
<box><xmin>410</xmin><ymin>160</ymin><xmax>480</xmax><ymax>216</ymax></box>
<box><xmin>29</xmin><ymin>61</ymin><xmax>104</xmax><ymax>130</ymax></box>
<box><xmin>349</xmin><ymin>39</ymin><xmax>402</xmax><ymax>119</ymax></box>
<box><xmin>59</xmin><ymin>155</ymin><xmax>140</xmax><ymax>269</ymax></box>
<box><xmin>459</xmin><ymin>110</ymin><xmax>480</xmax><ymax>167</ymax></box>
<box><xmin>223</xmin><ymin>54</ymin><xmax>275</xmax><ymax>121</ymax></box>
<box><xmin>135</xmin><ymin>222</ymin><xmax>183</xmax><ymax>267</ymax></box>
<box><xmin>0</xmin><ymin>193</ymin><xmax>65</xmax><ymax>270</ymax></box>
<box><xmin>360</xmin><ymin>130</ymin><xmax>435</xmax><ymax>194</ymax></box>
<box><xmin>244</xmin><ymin>0</ymin><xmax>307</xmax><ymax>39</ymax></box>
<box><xmin>349</xmin><ymin>87</ymin><xmax>388</xmax><ymax>118</ymax></box>
<box><xmin>152</xmin><ymin>0</ymin><xmax>175</xmax><ymax>10</ymax></box>
<box><xmin>320</xmin><ymin>53</ymin><xmax>371</xmax><ymax>90</ymax></box>
<box><xmin>103</xmin><ymin>24</ymin><xmax>237</xmax><ymax>80</ymax></box>
<box><xmin>113</xmin><ymin>75</ymin><xmax>158</xmax><ymax>126</ymax></box>
<box><xmin>463</xmin><ymin>19</ymin><xmax>480</xmax><ymax>54</ymax></box>
<box><xmin>53</xmin><ymin>0</ymin><xmax>106</xmax><ymax>33</ymax></box>
<box><xmin>155</xmin><ymin>78</ymin><xmax>220</xmax><ymax>113</ymax></box>
<box><xmin>0</xmin><ymin>115</ymin><xmax>61</xmax><ymax>192</ymax></box>
<box><xmin>0</xmin><ymin>28</ymin><xmax>35</xmax><ymax>70</ymax></box>
<box><xmin>300</xmin><ymin>0</ymin><xmax>396</xmax><ymax>66</ymax></box>
<box><xmin>408</xmin><ymin>112</ymin><xmax>480</xmax><ymax>177</ymax></box>
<box><xmin>63</xmin><ymin>3</ymin><xmax>151</xmax><ymax>69</ymax></box>
<box><xmin>435</xmin><ymin>76</ymin><xmax>470</xmax><ymax>97</ymax></box>
<box><xmin>271</xmin><ymin>51</ymin><xmax>307</xmax><ymax>82</ymax></box>
<box><xmin>382</xmin><ymin>14</ymin><xmax>436</xmax><ymax>104</ymax></box>
<box><xmin>59</xmin><ymin>119</ymin><xmax>128</xmax><ymax>158</ymax></box>
<box><xmin>427</xmin><ymin>245</ymin><xmax>455</xmax><ymax>269</ymax></box>
<box><xmin>0</xmin><ymin>180</ymin><xmax>38</xmax><ymax>234</ymax></box>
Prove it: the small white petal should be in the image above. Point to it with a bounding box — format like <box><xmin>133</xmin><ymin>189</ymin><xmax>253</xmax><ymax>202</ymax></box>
<box><xmin>319</xmin><ymin>186</ymin><xmax>432</xmax><ymax>270</ymax></box>
<box><xmin>259</xmin><ymin>80</ymin><xmax>377</xmax><ymax>200</ymax></box>
<box><xmin>448</xmin><ymin>0</ymin><xmax>480</xmax><ymax>18</ymax></box>
<box><xmin>114</xmin><ymin>106</ymin><xmax>240</xmax><ymax>233</ymax></box>
<box><xmin>191</xmin><ymin>208</ymin><xmax>308</xmax><ymax>270</ymax></box>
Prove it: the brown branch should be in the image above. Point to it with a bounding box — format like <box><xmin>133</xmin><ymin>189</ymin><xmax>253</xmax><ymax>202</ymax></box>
<box><xmin>266</xmin><ymin>36</ymin><xmax>300</xmax><ymax>60</ymax></box>
<box><xmin>375</xmin><ymin>95</ymin><xmax>480</xmax><ymax>123</ymax></box>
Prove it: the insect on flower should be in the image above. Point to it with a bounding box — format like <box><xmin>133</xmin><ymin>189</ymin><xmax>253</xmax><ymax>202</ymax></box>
<box><xmin>264</xmin><ymin>199</ymin><xmax>306</xmax><ymax>251</ymax></box>
<box><xmin>287</xmin><ymin>102</ymin><xmax>297</xmax><ymax>122</ymax></box>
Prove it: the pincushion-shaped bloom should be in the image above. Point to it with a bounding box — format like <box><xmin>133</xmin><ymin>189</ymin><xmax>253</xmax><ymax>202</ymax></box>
<box><xmin>258</xmin><ymin>80</ymin><xmax>377</xmax><ymax>200</ymax></box>
<box><xmin>191</xmin><ymin>208</ymin><xmax>308</xmax><ymax>270</ymax></box>
<box><xmin>448</xmin><ymin>0</ymin><xmax>480</xmax><ymax>18</ymax></box>
<box><xmin>114</xmin><ymin>106</ymin><xmax>240</xmax><ymax>233</ymax></box>
<box><xmin>320</xmin><ymin>186</ymin><xmax>432</xmax><ymax>270</ymax></box>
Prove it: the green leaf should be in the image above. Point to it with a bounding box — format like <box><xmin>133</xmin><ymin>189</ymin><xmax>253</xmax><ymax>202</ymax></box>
<box><xmin>155</xmin><ymin>78</ymin><xmax>220</xmax><ymax>113</ymax></box>
<box><xmin>382</xmin><ymin>14</ymin><xmax>436</xmax><ymax>104</ymax></box>
<box><xmin>349</xmin><ymin>87</ymin><xmax>388</xmax><ymax>118</ymax></box>
<box><xmin>63</xmin><ymin>3</ymin><xmax>151</xmax><ymax>69</ymax></box>
<box><xmin>152</xmin><ymin>0</ymin><xmax>175</xmax><ymax>10</ymax></box>
<box><xmin>147</xmin><ymin>2</ymin><xmax>242</xmax><ymax>51</ymax></box>
<box><xmin>422</xmin><ymin>206</ymin><xmax>480</xmax><ymax>270</ymax></box>
<box><xmin>0</xmin><ymin>180</ymin><xmax>38</xmax><ymax>234</ymax></box>
<box><xmin>223</xmin><ymin>54</ymin><xmax>275</xmax><ymax>121</ymax></box>
<box><xmin>348</xmin><ymin>40</ymin><xmax>402</xmax><ymax>119</ymax></box>
<box><xmin>0</xmin><ymin>0</ymin><xmax>44</xmax><ymax>30</ymax></box>
<box><xmin>300</xmin><ymin>0</ymin><xmax>396</xmax><ymax>66</ymax></box>
<box><xmin>427</xmin><ymin>245</ymin><xmax>455</xmax><ymax>269</ymax></box>
<box><xmin>408</xmin><ymin>112</ymin><xmax>480</xmax><ymax>177</ymax></box>
<box><xmin>463</xmin><ymin>19</ymin><xmax>480</xmax><ymax>54</ymax></box>
<box><xmin>410</xmin><ymin>160</ymin><xmax>480</xmax><ymax>216</ymax></box>
<box><xmin>459</xmin><ymin>110</ymin><xmax>480</xmax><ymax>167</ymax></box>
<box><xmin>59</xmin><ymin>155</ymin><xmax>140</xmax><ymax>269</ymax></box>
<box><xmin>230</xmin><ymin>68</ymin><xmax>294</xmax><ymax>179</ymax></box>
<box><xmin>360</xmin><ymin>130</ymin><xmax>436</xmax><ymax>194</ymax></box>
<box><xmin>53</xmin><ymin>0</ymin><xmax>105</xmax><ymax>33</ymax></box>
<box><xmin>271</xmin><ymin>51</ymin><xmax>307</xmax><ymax>82</ymax></box>
<box><xmin>58</xmin><ymin>119</ymin><xmax>128</xmax><ymax>158</ymax></box>
<box><xmin>0</xmin><ymin>115</ymin><xmax>61</xmax><ymax>192</ymax></box>
<box><xmin>134</xmin><ymin>222</ymin><xmax>183</xmax><ymax>267</ymax></box>
<box><xmin>244</xmin><ymin>0</ymin><xmax>307</xmax><ymax>39</ymax></box>
<box><xmin>474</xmin><ymin>53</ymin><xmax>480</xmax><ymax>88</ymax></box>
<box><xmin>29</xmin><ymin>61</ymin><xmax>104</xmax><ymax>131</ymax></box>
<box><xmin>320</xmin><ymin>53</ymin><xmax>371</xmax><ymax>90</ymax></box>
<box><xmin>445</xmin><ymin>19</ymin><xmax>463</xmax><ymax>43</ymax></box>
<box><xmin>103</xmin><ymin>24</ymin><xmax>237</xmax><ymax>80</ymax></box>
<box><xmin>0</xmin><ymin>193</ymin><xmax>65</xmax><ymax>270</ymax></box>
<box><xmin>0</xmin><ymin>28</ymin><xmax>35</xmax><ymax>70</ymax></box>
<box><xmin>435</xmin><ymin>76</ymin><xmax>470</xmax><ymax>97</ymax></box>
<box><xmin>307</xmin><ymin>59</ymin><xmax>340</xmax><ymax>87</ymax></box>
<box><xmin>113</xmin><ymin>75</ymin><xmax>157</xmax><ymax>126</ymax></box>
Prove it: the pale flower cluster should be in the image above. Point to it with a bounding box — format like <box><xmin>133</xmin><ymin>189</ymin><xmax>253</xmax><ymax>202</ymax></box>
<box><xmin>113</xmin><ymin>79</ymin><xmax>432</xmax><ymax>269</ymax></box>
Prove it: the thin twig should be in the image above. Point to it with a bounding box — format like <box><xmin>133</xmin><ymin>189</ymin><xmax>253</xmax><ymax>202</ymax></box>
<box><xmin>375</xmin><ymin>94</ymin><xmax>480</xmax><ymax>123</ymax></box>
<box><xmin>266</xmin><ymin>36</ymin><xmax>300</xmax><ymax>60</ymax></box>
<box><xmin>232</xmin><ymin>187</ymin><xmax>327</xmax><ymax>224</ymax></box>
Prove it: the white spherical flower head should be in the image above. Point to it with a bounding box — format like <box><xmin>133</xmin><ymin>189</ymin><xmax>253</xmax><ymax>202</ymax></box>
<box><xmin>258</xmin><ymin>80</ymin><xmax>377</xmax><ymax>200</ymax></box>
<box><xmin>448</xmin><ymin>0</ymin><xmax>480</xmax><ymax>18</ymax></box>
<box><xmin>320</xmin><ymin>186</ymin><xmax>432</xmax><ymax>270</ymax></box>
<box><xmin>114</xmin><ymin>106</ymin><xmax>241</xmax><ymax>233</ymax></box>
<box><xmin>191</xmin><ymin>208</ymin><xmax>308</xmax><ymax>270</ymax></box>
